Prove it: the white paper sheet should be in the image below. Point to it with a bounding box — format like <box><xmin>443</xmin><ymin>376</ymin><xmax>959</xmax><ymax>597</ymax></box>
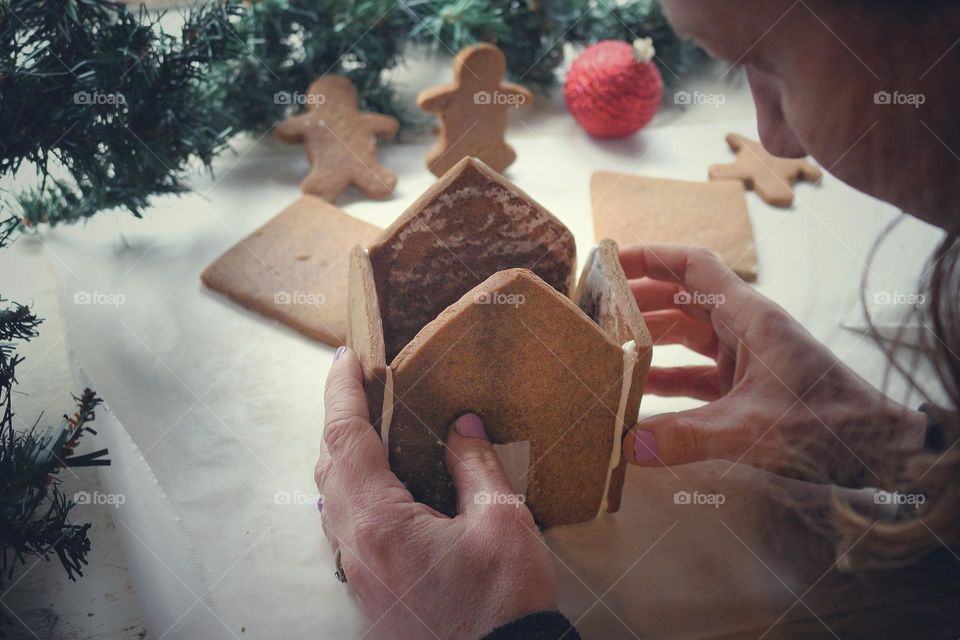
<box><xmin>68</xmin><ymin>363</ymin><xmax>225</xmax><ymax>640</ymax></box>
<box><xmin>838</xmin><ymin>215</ymin><xmax>943</xmax><ymax>347</ymax></box>
<box><xmin>46</xmin><ymin>120</ymin><xmax>947</xmax><ymax>639</ymax></box>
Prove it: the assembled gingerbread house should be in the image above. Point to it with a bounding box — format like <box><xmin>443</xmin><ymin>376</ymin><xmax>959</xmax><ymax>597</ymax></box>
<box><xmin>349</xmin><ymin>157</ymin><xmax>652</xmax><ymax>527</ymax></box>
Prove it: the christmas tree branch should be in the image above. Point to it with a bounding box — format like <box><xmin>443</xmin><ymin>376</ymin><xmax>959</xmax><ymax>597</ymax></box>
<box><xmin>0</xmin><ymin>213</ymin><xmax>106</xmax><ymax>632</ymax></box>
<box><xmin>0</xmin><ymin>0</ymin><xmax>702</xmax><ymax>228</ymax></box>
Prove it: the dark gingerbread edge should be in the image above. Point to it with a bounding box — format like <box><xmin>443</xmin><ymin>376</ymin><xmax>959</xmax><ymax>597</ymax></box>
<box><xmin>574</xmin><ymin>239</ymin><xmax>653</xmax><ymax>514</ymax></box>
<box><xmin>346</xmin><ymin>244</ymin><xmax>388</xmax><ymax>434</ymax></box>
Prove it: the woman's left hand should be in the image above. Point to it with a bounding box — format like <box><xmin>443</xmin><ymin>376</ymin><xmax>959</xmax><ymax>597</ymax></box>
<box><xmin>621</xmin><ymin>245</ymin><xmax>927</xmax><ymax>485</ymax></box>
<box><xmin>315</xmin><ymin>347</ymin><xmax>559</xmax><ymax>640</ymax></box>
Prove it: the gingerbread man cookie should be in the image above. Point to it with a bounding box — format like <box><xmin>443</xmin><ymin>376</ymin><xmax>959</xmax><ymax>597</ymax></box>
<box><xmin>417</xmin><ymin>43</ymin><xmax>532</xmax><ymax>177</ymax></box>
<box><xmin>709</xmin><ymin>133</ymin><xmax>823</xmax><ymax>207</ymax></box>
<box><xmin>276</xmin><ymin>75</ymin><xmax>399</xmax><ymax>203</ymax></box>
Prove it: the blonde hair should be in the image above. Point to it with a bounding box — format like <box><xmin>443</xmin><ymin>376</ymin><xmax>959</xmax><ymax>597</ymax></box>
<box><xmin>832</xmin><ymin>222</ymin><xmax>960</xmax><ymax>570</ymax></box>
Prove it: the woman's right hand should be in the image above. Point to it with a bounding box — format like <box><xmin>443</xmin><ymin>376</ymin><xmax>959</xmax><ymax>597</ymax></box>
<box><xmin>316</xmin><ymin>348</ymin><xmax>560</xmax><ymax>639</ymax></box>
<box><xmin>622</xmin><ymin>245</ymin><xmax>926</xmax><ymax>485</ymax></box>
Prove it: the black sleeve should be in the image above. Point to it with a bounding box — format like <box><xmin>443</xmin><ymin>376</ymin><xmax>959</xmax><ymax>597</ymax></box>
<box><xmin>481</xmin><ymin>611</ymin><xmax>581</xmax><ymax>640</ymax></box>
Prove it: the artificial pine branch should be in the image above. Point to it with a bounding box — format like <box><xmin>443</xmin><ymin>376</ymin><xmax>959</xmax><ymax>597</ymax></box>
<box><xmin>0</xmin><ymin>377</ymin><xmax>105</xmax><ymax>629</ymax></box>
<box><xmin>0</xmin><ymin>394</ymin><xmax>103</xmax><ymax>573</ymax></box>
<box><xmin>0</xmin><ymin>214</ymin><xmax>106</xmax><ymax>633</ymax></box>
<box><xmin>1</xmin><ymin>0</ymin><xmax>250</xmax><ymax>226</ymax></box>
<box><xmin>0</xmin><ymin>0</ymin><xmax>702</xmax><ymax>228</ymax></box>
<box><xmin>1</xmin><ymin>389</ymin><xmax>104</xmax><ymax>578</ymax></box>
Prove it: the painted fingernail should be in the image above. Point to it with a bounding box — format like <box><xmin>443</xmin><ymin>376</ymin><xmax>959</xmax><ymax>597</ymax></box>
<box><xmin>317</xmin><ymin>496</ymin><xmax>324</xmax><ymax>512</ymax></box>
<box><xmin>454</xmin><ymin>413</ymin><xmax>486</xmax><ymax>439</ymax></box>
<box><xmin>334</xmin><ymin>346</ymin><xmax>346</xmax><ymax>362</ymax></box>
<box><xmin>634</xmin><ymin>429</ymin><xmax>658</xmax><ymax>463</ymax></box>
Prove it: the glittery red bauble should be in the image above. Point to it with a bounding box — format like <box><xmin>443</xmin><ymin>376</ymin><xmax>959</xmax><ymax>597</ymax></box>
<box><xmin>564</xmin><ymin>39</ymin><xmax>663</xmax><ymax>139</ymax></box>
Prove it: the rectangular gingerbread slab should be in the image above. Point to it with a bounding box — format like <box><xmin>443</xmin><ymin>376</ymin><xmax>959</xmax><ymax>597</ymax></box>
<box><xmin>591</xmin><ymin>172</ymin><xmax>758</xmax><ymax>282</ymax></box>
<box><xmin>202</xmin><ymin>196</ymin><xmax>382</xmax><ymax>345</ymax></box>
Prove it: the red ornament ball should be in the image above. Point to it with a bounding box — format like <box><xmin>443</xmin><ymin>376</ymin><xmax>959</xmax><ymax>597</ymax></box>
<box><xmin>564</xmin><ymin>38</ymin><xmax>663</xmax><ymax>139</ymax></box>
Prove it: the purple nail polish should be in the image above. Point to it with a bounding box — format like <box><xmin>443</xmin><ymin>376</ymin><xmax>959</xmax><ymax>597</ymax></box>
<box><xmin>634</xmin><ymin>430</ymin><xmax>658</xmax><ymax>463</ymax></box>
<box><xmin>334</xmin><ymin>346</ymin><xmax>346</xmax><ymax>362</ymax></box>
<box><xmin>454</xmin><ymin>413</ymin><xmax>486</xmax><ymax>439</ymax></box>
<box><xmin>317</xmin><ymin>496</ymin><xmax>324</xmax><ymax>512</ymax></box>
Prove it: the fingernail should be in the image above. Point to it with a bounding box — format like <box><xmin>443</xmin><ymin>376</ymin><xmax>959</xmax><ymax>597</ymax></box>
<box><xmin>334</xmin><ymin>346</ymin><xmax>346</xmax><ymax>362</ymax></box>
<box><xmin>634</xmin><ymin>429</ymin><xmax>658</xmax><ymax>463</ymax></box>
<box><xmin>454</xmin><ymin>413</ymin><xmax>486</xmax><ymax>439</ymax></box>
<box><xmin>317</xmin><ymin>496</ymin><xmax>324</xmax><ymax>512</ymax></box>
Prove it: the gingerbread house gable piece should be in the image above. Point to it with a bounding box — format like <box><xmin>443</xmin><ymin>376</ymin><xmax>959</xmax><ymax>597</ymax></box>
<box><xmin>367</xmin><ymin>157</ymin><xmax>576</xmax><ymax>361</ymax></box>
<box><xmin>574</xmin><ymin>240</ymin><xmax>653</xmax><ymax>513</ymax></box>
<box><xmin>385</xmin><ymin>268</ymin><xmax>628</xmax><ymax>528</ymax></box>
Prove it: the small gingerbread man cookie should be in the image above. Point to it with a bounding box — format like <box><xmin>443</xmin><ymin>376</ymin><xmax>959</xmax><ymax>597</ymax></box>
<box><xmin>709</xmin><ymin>133</ymin><xmax>823</xmax><ymax>207</ymax></box>
<box><xmin>276</xmin><ymin>75</ymin><xmax>399</xmax><ymax>203</ymax></box>
<box><xmin>417</xmin><ymin>43</ymin><xmax>532</xmax><ymax>177</ymax></box>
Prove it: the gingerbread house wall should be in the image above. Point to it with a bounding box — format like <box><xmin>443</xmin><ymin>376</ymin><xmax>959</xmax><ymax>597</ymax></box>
<box><xmin>365</xmin><ymin>157</ymin><xmax>577</xmax><ymax>362</ymax></box>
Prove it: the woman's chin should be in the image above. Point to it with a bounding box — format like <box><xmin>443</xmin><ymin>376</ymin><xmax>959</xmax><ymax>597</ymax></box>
<box><xmin>756</xmin><ymin>117</ymin><xmax>807</xmax><ymax>159</ymax></box>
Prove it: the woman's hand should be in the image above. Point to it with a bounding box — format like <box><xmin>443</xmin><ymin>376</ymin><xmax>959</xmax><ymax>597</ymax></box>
<box><xmin>622</xmin><ymin>245</ymin><xmax>927</xmax><ymax>485</ymax></box>
<box><xmin>315</xmin><ymin>348</ymin><xmax>558</xmax><ymax>639</ymax></box>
